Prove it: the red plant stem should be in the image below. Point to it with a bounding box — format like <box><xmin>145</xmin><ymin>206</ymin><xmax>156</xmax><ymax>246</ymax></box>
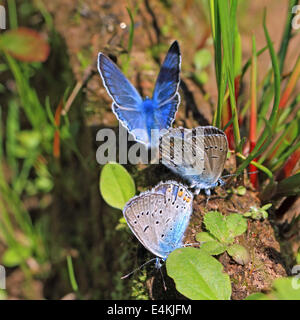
<box><xmin>53</xmin><ymin>100</ymin><xmax>63</xmax><ymax>159</ymax></box>
<box><xmin>277</xmin><ymin>148</ymin><xmax>300</xmax><ymax>181</ymax></box>
<box><xmin>249</xmin><ymin>37</ymin><xmax>258</xmax><ymax>188</ymax></box>
<box><xmin>278</xmin><ymin>56</ymin><xmax>300</xmax><ymax>109</ymax></box>
<box><xmin>265</xmin><ymin>56</ymin><xmax>300</xmax><ymax>163</ymax></box>
<box><xmin>234</xmin><ymin>75</ymin><xmax>241</xmax><ymax>105</ymax></box>
<box><xmin>224</xmin><ymin>99</ymin><xmax>234</xmax><ymax>150</ymax></box>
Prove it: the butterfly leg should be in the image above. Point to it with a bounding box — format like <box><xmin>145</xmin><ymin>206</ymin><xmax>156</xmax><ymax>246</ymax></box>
<box><xmin>218</xmin><ymin>178</ymin><xmax>225</xmax><ymax>187</ymax></box>
<box><xmin>204</xmin><ymin>188</ymin><xmax>211</xmax><ymax>207</ymax></box>
<box><xmin>155</xmin><ymin>257</ymin><xmax>166</xmax><ymax>269</ymax></box>
<box><xmin>193</xmin><ymin>188</ymin><xmax>201</xmax><ymax>195</ymax></box>
<box><xmin>155</xmin><ymin>258</ymin><xmax>167</xmax><ymax>290</ymax></box>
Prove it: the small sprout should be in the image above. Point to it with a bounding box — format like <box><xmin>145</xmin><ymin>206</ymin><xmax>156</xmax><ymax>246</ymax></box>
<box><xmin>227</xmin><ymin>185</ymin><xmax>247</xmax><ymax>196</ymax></box>
<box><xmin>227</xmin><ymin>244</ymin><xmax>250</xmax><ymax>265</ymax></box>
<box><xmin>236</xmin><ymin>186</ymin><xmax>247</xmax><ymax>196</ymax></box>
<box><xmin>261</xmin><ymin>203</ymin><xmax>272</xmax><ymax>211</ymax></box>
<box><xmin>243</xmin><ymin>204</ymin><xmax>272</xmax><ymax>220</ymax></box>
<box><xmin>115</xmin><ymin>217</ymin><xmax>128</xmax><ymax>231</ymax></box>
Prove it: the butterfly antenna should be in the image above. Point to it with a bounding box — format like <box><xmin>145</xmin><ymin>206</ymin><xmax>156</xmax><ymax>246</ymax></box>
<box><xmin>121</xmin><ymin>258</ymin><xmax>157</xmax><ymax>279</ymax></box>
<box><xmin>221</xmin><ymin>170</ymin><xmax>259</xmax><ymax>179</ymax></box>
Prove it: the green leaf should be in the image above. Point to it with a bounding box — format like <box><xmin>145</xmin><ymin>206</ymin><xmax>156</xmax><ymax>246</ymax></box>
<box><xmin>296</xmin><ymin>250</ymin><xmax>300</xmax><ymax>264</ymax></box>
<box><xmin>196</xmin><ymin>231</ymin><xmax>216</xmax><ymax>242</ymax></box>
<box><xmin>245</xmin><ymin>292</ymin><xmax>268</xmax><ymax>300</ymax></box>
<box><xmin>271</xmin><ymin>277</ymin><xmax>300</xmax><ymax>300</ymax></box>
<box><xmin>200</xmin><ymin>241</ymin><xmax>227</xmax><ymax>255</ymax></box>
<box><xmin>194</xmin><ymin>70</ymin><xmax>208</xmax><ymax>84</ymax></box>
<box><xmin>203</xmin><ymin>211</ymin><xmax>228</xmax><ymax>243</ymax></box>
<box><xmin>194</xmin><ymin>49</ymin><xmax>212</xmax><ymax>70</ymax></box>
<box><xmin>243</xmin><ymin>212</ymin><xmax>252</xmax><ymax>217</ymax></box>
<box><xmin>166</xmin><ymin>247</ymin><xmax>231</xmax><ymax>300</ymax></box>
<box><xmin>0</xmin><ymin>27</ymin><xmax>50</xmax><ymax>62</ymax></box>
<box><xmin>17</xmin><ymin>130</ymin><xmax>41</xmax><ymax>150</ymax></box>
<box><xmin>276</xmin><ymin>172</ymin><xmax>300</xmax><ymax>197</ymax></box>
<box><xmin>2</xmin><ymin>246</ymin><xmax>31</xmax><ymax>267</ymax></box>
<box><xmin>236</xmin><ymin>186</ymin><xmax>246</xmax><ymax>196</ymax></box>
<box><xmin>261</xmin><ymin>211</ymin><xmax>268</xmax><ymax>219</ymax></box>
<box><xmin>261</xmin><ymin>203</ymin><xmax>272</xmax><ymax>211</ymax></box>
<box><xmin>0</xmin><ymin>289</ymin><xmax>7</xmax><ymax>300</ymax></box>
<box><xmin>35</xmin><ymin>176</ymin><xmax>53</xmax><ymax>192</ymax></box>
<box><xmin>227</xmin><ymin>244</ymin><xmax>250</xmax><ymax>265</ymax></box>
<box><xmin>226</xmin><ymin>214</ymin><xmax>247</xmax><ymax>241</ymax></box>
<box><xmin>99</xmin><ymin>163</ymin><xmax>135</xmax><ymax>210</ymax></box>
<box><xmin>245</xmin><ymin>278</ymin><xmax>300</xmax><ymax>300</ymax></box>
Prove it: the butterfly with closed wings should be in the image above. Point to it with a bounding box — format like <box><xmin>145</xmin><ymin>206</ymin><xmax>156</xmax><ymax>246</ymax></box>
<box><xmin>159</xmin><ymin>126</ymin><xmax>228</xmax><ymax>196</ymax></box>
<box><xmin>98</xmin><ymin>41</ymin><xmax>181</xmax><ymax>149</ymax></box>
<box><xmin>122</xmin><ymin>180</ymin><xmax>193</xmax><ymax>274</ymax></box>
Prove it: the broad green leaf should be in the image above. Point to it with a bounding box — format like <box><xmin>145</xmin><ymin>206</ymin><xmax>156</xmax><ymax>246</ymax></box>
<box><xmin>99</xmin><ymin>163</ymin><xmax>135</xmax><ymax>210</ymax></box>
<box><xmin>0</xmin><ymin>27</ymin><xmax>50</xmax><ymax>62</ymax></box>
<box><xmin>203</xmin><ymin>211</ymin><xmax>228</xmax><ymax>243</ymax></box>
<box><xmin>245</xmin><ymin>278</ymin><xmax>300</xmax><ymax>300</ymax></box>
<box><xmin>200</xmin><ymin>241</ymin><xmax>227</xmax><ymax>255</ymax></box>
<box><xmin>226</xmin><ymin>214</ymin><xmax>247</xmax><ymax>241</ymax></box>
<box><xmin>271</xmin><ymin>277</ymin><xmax>300</xmax><ymax>300</ymax></box>
<box><xmin>166</xmin><ymin>247</ymin><xmax>231</xmax><ymax>300</ymax></box>
<box><xmin>227</xmin><ymin>244</ymin><xmax>250</xmax><ymax>265</ymax></box>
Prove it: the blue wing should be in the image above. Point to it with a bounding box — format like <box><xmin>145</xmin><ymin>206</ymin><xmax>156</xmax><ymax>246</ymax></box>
<box><xmin>98</xmin><ymin>53</ymin><xmax>151</xmax><ymax>144</ymax></box>
<box><xmin>152</xmin><ymin>40</ymin><xmax>181</xmax><ymax>108</ymax></box>
<box><xmin>123</xmin><ymin>181</ymin><xmax>193</xmax><ymax>259</ymax></box>
<box><xmin>98</xmin><ymin>53</ymin><xmax>143</xmax><ymax>109</ymax></box>
<box><xmin>153</xmin><ymin>93</ymin><xmax>180</xmax><ymax>130</ymax></box>
<box><xmin>112</xmin><ymin>103</ymin><xmax>149</xmax><ymax>144</ymax></box>
<box><xmin>98</xmin><ymin>41</ymin><xmax>181</xmax><ymax>148</ymax></box>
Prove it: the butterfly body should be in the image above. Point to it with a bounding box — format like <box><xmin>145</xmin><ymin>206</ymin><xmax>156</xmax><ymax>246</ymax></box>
<box><xmin>98</xmin><ymin>41</ymin><xmax>181</xmax><ymax>148</ymax></box>
<box><xmin>123</xmin><ymin>181</ymin><xmax>193</xmax><ymax>263</ymax></box>
<box><xmin>186</xmin><ymin>176</ymin><xmax>225</xmax><ymax>196</ymax></box>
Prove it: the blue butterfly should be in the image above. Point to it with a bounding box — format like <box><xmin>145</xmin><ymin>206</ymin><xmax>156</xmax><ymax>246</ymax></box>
<box><xmin>159</xmin><ymin>126</ymin><xmax>228</xmax><ymax>196</ymax></box>
<box><xmin>97</xmin><ymin>41</ymin><xmax>181</xmax><ymax>148</ymax></box>
<box><xmin>122</xmin><ymin>180</ymin><xmax>193</xmax><ymax>270</ymax></box>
